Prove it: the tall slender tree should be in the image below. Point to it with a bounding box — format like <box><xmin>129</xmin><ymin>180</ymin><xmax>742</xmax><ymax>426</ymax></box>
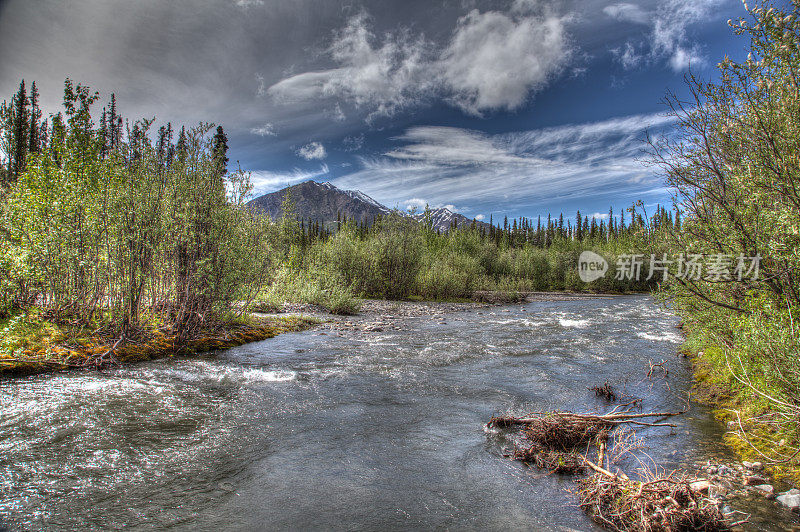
<box><xmin>27</xmin><ymin>81</ymin><xmax>41</xmax><ymax>154</ymax></box>
<box><xmin>10</xmin><ymin>80</ymin><xmax>29</xmax><ymax>180</ymax></box>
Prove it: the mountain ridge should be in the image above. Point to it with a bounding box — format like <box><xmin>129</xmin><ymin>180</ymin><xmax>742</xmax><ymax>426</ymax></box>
<box><xmin>247</xmin><ymin>180</ymin><xmax>488</xmax><ymax>233</ymax></box>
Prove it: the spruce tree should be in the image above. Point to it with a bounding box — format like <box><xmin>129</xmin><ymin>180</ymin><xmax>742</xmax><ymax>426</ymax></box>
<box><xmin>10</xmin><ymin>80</ymin><xmax>29</xmax><ymax>179</ymax></box>
<box><xmin>212</xmin><ymin>125</ymin><xmax>229</xmax><ymax>176</ymax></box>
<box><xmin>28</xmin><ymin>81</ymin><xmax>41</xmax><ymax>154</ymax></box>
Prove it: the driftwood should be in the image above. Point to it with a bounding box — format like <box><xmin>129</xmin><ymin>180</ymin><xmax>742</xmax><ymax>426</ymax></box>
<box><xmin>488</xmin><ymin>405</ymin><xmax>687</xmax><ymax>477</ymax></box>
<box><xmin>577</xmin><ymin>458</ymin><xmax>729</xmax><ymax>531</ymax></box>
<box><xmin>489</xmin><ymin>405</ymin><xmax>685</xmax><ymax>431</ymax></box>
<box><xmin>86</xmin><ymin>335</ymin><xmax>125</xmax><ymax>369</ymax></box>
<box><xmin>590</xmin><ymin>381</ymin><xmax>617</xmax><ymax>402</ymax></box>
<box><xmin>487</xmin><ymin>402</ymin><xmax>735</xmax><ymax>531</ymax></box>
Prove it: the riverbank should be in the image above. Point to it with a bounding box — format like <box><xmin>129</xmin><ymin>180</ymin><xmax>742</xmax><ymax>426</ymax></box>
<box><xmin>685</xmin><ymin>337</ymin><xmax>800</xmax><ymax>491</ymax></box>
<box><xmin>0</xmin><ymin>313</ymin><xmax>319</xmax><ymax>378</ymax></box>
<box><xmin>0</xmin><ymin>292</ymin><xmax>611</xmax><ymax>379</ymax></box>
<box><xmin>256</xmin><ymin>292</ymin><xmax>617</xmax><ymax>336</ymax></box>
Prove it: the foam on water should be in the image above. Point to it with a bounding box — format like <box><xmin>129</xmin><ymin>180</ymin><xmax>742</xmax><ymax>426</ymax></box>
<box><xmin>636</xmin><ymin>331</ymin><xmax>683</xmax><ymax>343</ymax></box>
<box><xmin>558</xmin><ymin>318</ymin><xmax>590</xmax><ymax>328</ymax></box>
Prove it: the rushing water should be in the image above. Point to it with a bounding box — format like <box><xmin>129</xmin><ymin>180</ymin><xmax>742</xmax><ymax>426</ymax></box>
<box><xmin>0</xmin><ymin>295</ymin><xmax>795</xmax><ymax>531</ymax></box>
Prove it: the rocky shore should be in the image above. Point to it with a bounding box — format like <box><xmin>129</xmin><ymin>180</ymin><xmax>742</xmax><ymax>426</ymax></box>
<box><xmin>261</xmin><ymin>292</ymin><xmax>618</xmax><ymax>335</ymax></box>
<box><xmin>695</xmin><ymin>458</ymin><xmax>799</xmax><ymax>509</ymax></box>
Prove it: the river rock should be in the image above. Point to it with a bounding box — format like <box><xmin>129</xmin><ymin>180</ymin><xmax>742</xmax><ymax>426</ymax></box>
<box><xmin>744</xmin><ymin>475</ymin><xmax>769</xmax><ymax>486</ymax></box>
<box><xmin>690</xmin><ymin>480</ymin><xmax>713</xmax><ymax>494</ymax></box>
<box><xmin>753</xmin><ymin>484</ymin><xmax>774</xmax><ymax>498</ymax></box>
<box><xmin>776</xmin><ymin>489</ymin><xmax>800</xmax><ymax>511</ymax></box>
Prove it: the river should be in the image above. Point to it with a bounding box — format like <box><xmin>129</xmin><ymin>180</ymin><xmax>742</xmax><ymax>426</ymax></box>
<box><xmin>0</xmin><ymin>295</ymin><xmax>794</xmax><ymax>530</ymax></box>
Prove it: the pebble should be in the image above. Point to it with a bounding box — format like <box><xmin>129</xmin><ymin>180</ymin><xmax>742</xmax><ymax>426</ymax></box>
<box><xmin>753</xmin><ymin>484</ymin><xmax>774</xmax><ymax>498</ymax></box>
<box><xmin>744</xmin><ymin>475</ymin><xmax>769</xmax><ymax>486</ymax></box>
<box><xmin>777</xmin><ymin>489</ymin><xmax>800</xmax><ymax>511</ymax></box>
<box><xmin>708</xmin><ymin>485</ymin><xmax>727</xmax><ymax>500</ymax></box>
<box><xmin>690</xmin><ymin>480</ymin><xmax>712</xmax><ymax>494</ymax></box>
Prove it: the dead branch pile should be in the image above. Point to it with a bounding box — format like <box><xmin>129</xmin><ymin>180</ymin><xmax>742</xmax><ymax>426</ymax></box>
<box><xmin>488</xmin><ymin>406</ymin><xmax>686</xmax><ymax>477</ymax></box>
<box><xmin>591</xmin><ymin>381</ymin><xmax>618</xmax><ymax>402</ymax></box>
<box><xmin>486</xmin><ymin>401</ymin><xmax>733</xmax><ymax>531</ymax></box>
<box><xmin>490</xmin><ymin>412</ymin><xmax>612</xmax><ymax>449</ymax></box>
<box><xmin>577</xmin><ymin>460</ymin><xmax>729</xmax><ymax>532</ymax></box>
<box><xmin>513</xmin><ymin>443</ymin><xmax>587</xmax><ymax>473</ymax></box>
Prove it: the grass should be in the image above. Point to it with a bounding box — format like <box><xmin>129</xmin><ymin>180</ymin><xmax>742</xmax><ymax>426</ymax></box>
<box><xmin>0</xmin><ymin>309</ymin><xmax>319</xmax><ymax>377</ymax></box>
<box><xmin>686</xmin><ymin>333</ymin><xmax>800</xmax><ymax>486</ymax></box>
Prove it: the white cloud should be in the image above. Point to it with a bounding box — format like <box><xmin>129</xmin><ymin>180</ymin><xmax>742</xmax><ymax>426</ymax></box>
<box><xmin>668</xmin><ymin>45</ymin><xmax>701</xmax><ymax>70</ymax></box>
<box><xmin>327</xmin><ymin>103</ymin><xmax>346</xmax><ymax>121</ymax></box>
<box><xmin>404</xmin><ymin>198</ymin><xmax>428</xmax><ymax>211</ymax></box>
<box><xmin>249</xmin><ymin>164</ymin><xmax>329</xmax><ymax>195</ymax></box>
<box><xmin>255</xmin><ymin>73</ymin><xmax>266</xmax><ymax>96</ymax></box>
<box><xmin>439</xmin><ymin>9</ymin><xmax>570</xmax><ymax>115</ymax></box>
<box><xmin>235</xmin><ymin>0</ymin><xmax>264</xmax><ymax>8</ymax></box>
<box><xmin>402</xmin><ymin>197</ymin><xmax>459</xmax><ymax>213</ymax></box>
<box><xmin>603</xmin><ymin>3</ymin><xmax>650</xmax><ymax>25</ymax></box>
<box><xmin>296</xmin><ymin>142</ymin><xmax>327</xmax><ymax>160</ymax></box>
<box><xmin>250</xmin><ymin>122</ymin><xmax>276</xmax><ymax>136</ymax></box>
<box><xmin>474</xmin><ymin>214</ymin><xmax>485</xmax><ymax>221</ymax></box>
<box><xmin>650</xmin><ymin>0</ymin><xmax>718</xmax><ymax>71</ymax></box>
<box><xmin>330</xmin><ymin>112</ymin><xmax>675</xmax><ymax>215</ymax></box>
<box><xmin>613</xmin><ymin>42</ymin><xmax>643</xmax><ymax>69</ymax></box>
<box><xmin>343</xmin><ymin>133</ymin><xmax>365</xmax><ymax>151</ymax></box>
<box><xmin>268</xmin><ymin>12</ymin><xmax>432</xmax><ymax>121</ymax></box>
<box><xmin>591</xmin><ymin>212</ymin><xmax>610</xmax><ymax>219</ymax></box>
<box><xmin>268</xmin><ymin>7</ymin><xmax>570</xmax><ymax>119</ymax></box>
<box><xmin>387</xmin><ymin>126</ymin><xmax>539</xmax><ymax>166</ymax></box>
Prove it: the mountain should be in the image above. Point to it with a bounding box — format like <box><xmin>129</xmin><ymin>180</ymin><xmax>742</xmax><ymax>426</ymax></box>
<box><xmin>410</xmin><ymin>207</ymin><xmax>488</xmax><ymax>233</ymax></box>
<box><xmin>247</xmin><ymin>180</ymin><xmax>390</xmax><ymax>224</ymax></box>
<box><xmin>247</xmin><ymin>180</ymin><xmax>488</xmax><ymax>233</ymax></box>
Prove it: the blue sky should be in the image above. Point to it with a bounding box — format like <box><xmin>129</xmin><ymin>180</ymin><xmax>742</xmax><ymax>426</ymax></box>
<box><xmin>0</xmin><ymin>0</ymin><xmax>768</xmax><ymax>222</ymax></box>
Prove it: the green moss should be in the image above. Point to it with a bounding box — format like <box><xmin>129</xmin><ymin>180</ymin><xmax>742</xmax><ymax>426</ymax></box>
<box><xmin>0</xmin><ymin>313</ymin><xmax>319</xmax><ymax>378</ymax></box>
<box><xmin>685</xmin><ymin>335</ymin><xmax>800</xmax><ymax>486</ymax></box>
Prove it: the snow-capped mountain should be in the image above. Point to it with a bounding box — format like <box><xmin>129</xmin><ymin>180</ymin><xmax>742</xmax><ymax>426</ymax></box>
<box><xmin>247</xmin><ymin>180</ymin><xmax>390</xmax><ymax>224</ymax></box>
<box><xmin>247</xmin><ymin>180</ymin><xmax>486</xmax><ymax>233</ymax></box>
<box><xmin>410</xmin><ymin>207</ymin><xmax>487</xmax><ymax>233</ymax></box>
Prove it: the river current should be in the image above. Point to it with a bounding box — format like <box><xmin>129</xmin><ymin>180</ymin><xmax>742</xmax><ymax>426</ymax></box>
<box><xmin>0</xmin><ymin>295</ymin><xmax>793</xmax><ymax>530</ymax></box>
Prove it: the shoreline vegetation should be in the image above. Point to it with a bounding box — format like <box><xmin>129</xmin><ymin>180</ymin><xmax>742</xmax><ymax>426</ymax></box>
<box><xmin>645</xmin><ymin>2</ymin><xmax>800</xmax><ymax>491</ymax></box>
<box><xmin>0</xmin><ymin>311</ymin><xmax>318</xmax><ymax>377</ymax></box>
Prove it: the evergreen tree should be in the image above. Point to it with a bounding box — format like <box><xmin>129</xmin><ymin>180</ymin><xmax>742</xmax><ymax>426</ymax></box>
<box><xmin>108</xmin><ymin>93</ymin><xmax>123</xmax><ymax>148</ymax></box>
<box><xmin>28</xmin><ymin>81</ymin><xmax>41</xmax><ymax>154</ymax></box>
<box><xmin>176</xmin><ymin>126</ymin><xmax>188</xmax><ymax>163</ymax></box>
<box><xmin>10</xmin><ymin>80</ymin><xmax>29</xmax><ymax>179</ymax></box>
<box><xmin>212</xmin><ymin>125</ymin><xmax>229</xmax><ymax>176</ymax></box>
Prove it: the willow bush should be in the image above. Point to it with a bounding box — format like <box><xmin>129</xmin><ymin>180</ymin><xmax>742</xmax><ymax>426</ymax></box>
<box><xmin>0</xmin><ymin>80</ymin><xmax>274</xmax><ymax>337</ymax></box>
<box><xmin>651</xmin><ymin>0</ymin><xmax>800</xmax><ymax>468</ymax></box>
